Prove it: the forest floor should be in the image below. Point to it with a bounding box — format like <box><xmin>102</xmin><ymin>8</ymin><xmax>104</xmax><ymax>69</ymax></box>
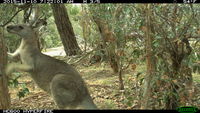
<box><xmin>9</xmin><ymin>47</ymin><xmax>200</xmax><ymax>109</ymax></box>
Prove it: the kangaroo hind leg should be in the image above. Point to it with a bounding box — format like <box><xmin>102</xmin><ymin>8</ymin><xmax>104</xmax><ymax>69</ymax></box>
<box><xmin>50</xmin><ymin>74</ymin><xmax>78</xmax><ymax>109</ymax></box>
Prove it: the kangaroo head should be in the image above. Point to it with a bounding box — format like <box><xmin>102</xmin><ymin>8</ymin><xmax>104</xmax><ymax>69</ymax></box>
<box><xmin>7</xmin><ymin>24</ymin><xmax>36</xmax><ymax>39</ymax></box>
<box><xmin>7</xmin><ymin>19</ymin><xmax>47</xmax><ymax>39</ymax></box>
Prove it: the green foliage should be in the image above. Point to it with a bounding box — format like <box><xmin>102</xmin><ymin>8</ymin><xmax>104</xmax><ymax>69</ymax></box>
<box><xmin>5</xmin><ymin>34</ymin><xmax>21</xmax><ymax>52</ymax></box>
<box><xmin>39</xmin><ymin>4</ymin><xmax>52</xmax><ymax>18</ymax></box>
<box><xmin>42</xmin><ymin>18</ymin><xmax>61</xmax><ymax>48</ymax></box>
<box><xmin>17</xmin><ymin>85</ymin><xmax>29</xmax><ymax>99</ymax></box>
<box><xmin>0</xmin><ymin>4</ymin><xmax>16</xmax><ymax>25</ymax></box>
<box><xmin>122</xmin><ymin>91</ymin><xmax>135</xmax><ymax>108</ymax></box>
<box><xmin>9</xmin><ymin>73</ymin><xmax>30</xmax><ymax>99</ymax></box>
<box><xmin>67</xmin><ymin>4</ymin><xmax>80</xmax><ymax>16</ymax></box>
<box><xmin>0</xmin><ymin>4</ymin><xmax>20</xmax><ymax>51</ymax></box>
<box><xmin>8</xmin><ymin>73</ymin><xmax>21</xmax><ymax>88</ymax></box>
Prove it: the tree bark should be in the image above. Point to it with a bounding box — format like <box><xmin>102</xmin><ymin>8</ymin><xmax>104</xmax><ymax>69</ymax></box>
<box><xmin>141</xmin><ymin>4</ymin><xmax>156</xmax><ymax>109</ymax></box>
<box><xmin>0</xmin><ymin>28</ymin><xmax>11</xmax><ymax>109</ymax></box>
<box><xmin>81</xmin><ymin>5</ymin><xmax>87</xmax><ymax>53</ymax></box>
<box><xmin>51</xmin><ymin>4</ymin><xmax>81</xmax><ymax>56</ymax></box>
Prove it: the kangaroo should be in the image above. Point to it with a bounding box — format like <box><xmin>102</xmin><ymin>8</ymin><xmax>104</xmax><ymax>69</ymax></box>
<box><xmin>6</xmin><ymin>22</ymin><xmax>97</xmax><ymax>109</ymax></box>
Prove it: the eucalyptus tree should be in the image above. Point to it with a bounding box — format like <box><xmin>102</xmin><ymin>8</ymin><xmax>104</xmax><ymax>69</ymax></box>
<box><xmin>0</xmin><ymin>4</ymin><xmax>17</xmax><ymax>109</ymax></box>
<box><xmin>137</xmin><ymin>4</ymin><xmax>200</xmax><ymax>109</ymax></box>
<box><xmin>51</xmin><ymin>4</ymin><xmax>81</xmax><ymax>56</ymax></box>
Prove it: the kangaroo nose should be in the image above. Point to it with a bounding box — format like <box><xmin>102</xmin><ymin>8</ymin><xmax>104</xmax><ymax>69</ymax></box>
<box><xmin>7</xmin><ymin>26</ymin><xmax>11</xmax><ymax>29</ymax></box>
<box><xmin>7</xmin><ymin>26</ymin><xmax>14</xmax><ymax>32</ymax></box>
<box><xmin>7</xmin><ymin>26</ymin><xmax>12</xmax><ymax>29</ymax></box>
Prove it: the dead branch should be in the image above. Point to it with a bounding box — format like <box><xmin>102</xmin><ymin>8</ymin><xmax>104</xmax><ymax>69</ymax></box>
<box><xmin>69</xmin><ymin>46</ymin><xmax>100</xmax><ymax>65</ymax></box>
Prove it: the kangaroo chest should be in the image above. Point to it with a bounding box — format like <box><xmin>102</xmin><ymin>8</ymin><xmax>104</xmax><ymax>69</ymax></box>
<box><xmin>19</xmin><ymin>49</ymin><xmax>52</xmax><ymax>92</ymax></box>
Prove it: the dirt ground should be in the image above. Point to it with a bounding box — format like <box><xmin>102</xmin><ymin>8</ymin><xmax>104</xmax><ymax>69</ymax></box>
<box><xmin>9</xmin><ymin>63</ymin><xmax>200</xmax><ymax>109</ymax></box>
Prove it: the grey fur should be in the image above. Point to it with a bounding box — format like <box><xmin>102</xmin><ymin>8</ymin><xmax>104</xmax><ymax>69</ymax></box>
<box><xmin>6</xmin><ymin>24</ymin><xmax>97</xmax><ymax>109</ymax></box>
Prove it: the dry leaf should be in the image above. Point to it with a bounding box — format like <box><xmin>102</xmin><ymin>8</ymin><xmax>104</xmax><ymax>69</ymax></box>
<box><xmin>141</xmin><ymin>26</ymin><xmax>147</xmax><ymax>32</ymax></box>
<box><xmin>131</xmin><ymin>64</ymin><xmax>137</xmax><ymax>71</ymax></box>
<box><xmin>172</xmin><ymin>80</ymin><xmax>178</xmax><ymax>84</ymax></box>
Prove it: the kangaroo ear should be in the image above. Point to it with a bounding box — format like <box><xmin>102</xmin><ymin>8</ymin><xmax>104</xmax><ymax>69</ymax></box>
<box><xmin>32</xmin><ymin>19</ymin><xmax>47</xmax><ymax>31</ymax></box>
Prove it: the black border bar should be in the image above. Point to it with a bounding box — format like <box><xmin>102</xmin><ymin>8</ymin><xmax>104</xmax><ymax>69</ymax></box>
<box><xmin>1</xmin><ymin>0</ymin><xmax>200</xmax><ymax>3</ymax></box>
<box><xmin>0</xmin><ymin>110</ymin><xmax>181</xmax><ymax>113</ymax></box>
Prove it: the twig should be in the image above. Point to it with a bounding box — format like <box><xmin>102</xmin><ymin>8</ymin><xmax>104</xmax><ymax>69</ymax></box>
<box><xmin>0</xmin><ymin>9</ymin><xmax>23</xmax><ymax>27</ymax></box>
<box><xmin>177</xmin><ymin>16</ymin><xmax>193</xmax><ymax>40</ymax></box>
<box><xmin>24</xmin><ymin>4</ymin><xmax>33</xmax><ymax>23</ymax></box>
<box><xmin>69</xmin><ymin>46</ymin><xmax>100</xmax><ymax>65</ymax></box>
<box><xmin>0</xmin><ymin>4</ymin><xmax>32</xmax><ymax>27</ymax></box>
<box><xmin>154</xmin><ymin>10</ymin><xmax>171</xmax><ymax>26</ymax></box>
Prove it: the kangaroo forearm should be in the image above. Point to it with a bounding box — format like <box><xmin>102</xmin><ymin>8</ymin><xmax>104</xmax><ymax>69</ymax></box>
<box><xmin>8</xmin><ymin>49</ymin><xmax>20</xmax><ymax>58</ymax></box>
<box><xmin>8</xmin><ymin>53</ymin><xmax>20</xmax><ymax>62</ymax></box>
<box><xmin>7</xmin><ymin>49</ymin><xmax>21</xmax><ymax>62</ymax></box>
<box><xmin>6</xmin><ymin>63</ymin><xmax>33</xmax><ymax>75</ymax></box>
<box><xmin>15</xmin><ymin>64</ymin><xmax>33</xmax><ymax>72</ymax></box>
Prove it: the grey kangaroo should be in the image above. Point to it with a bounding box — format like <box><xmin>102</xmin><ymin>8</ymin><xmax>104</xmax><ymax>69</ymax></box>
<box><xmin>6</xmin><ymin>21</ymin><xmax>97</xmax><ymax>109</ymax></box>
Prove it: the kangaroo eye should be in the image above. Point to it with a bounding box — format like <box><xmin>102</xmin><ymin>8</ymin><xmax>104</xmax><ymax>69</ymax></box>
<box><xmin>19</xmin><ymin>26</ymin><xmax>24</xmax><ymax>29</ymax></box>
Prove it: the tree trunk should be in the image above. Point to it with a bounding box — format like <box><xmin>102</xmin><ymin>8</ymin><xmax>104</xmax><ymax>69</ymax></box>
<box><xmin>51</xmin><ymin>4</ymin><xmax>81</xmax><ymax>56</ymax></box>
<box><xmin>92</xmin><ymin>16</ymin><xmax>119</xmax><ymax>73</ymax></box>
<box><xmin>118</xmin><ymin>65</ymin><xmax>124</xmax><ymax>90</ymax></box>
<box><xmin>141</xmin><ymin>4</ymin><xmax>156</xmax><ymax>109</ymax></box>
<box><xmin>165</xmin><ymin>39</ymin><xmax>192</xmax><ymax>109</ymax></box>
<box><xmin>81</xmin><ymin>5</ymin><xmax>87</xmax><ymax>53</ymax></box>
<box><xmin>0</xmin><ymin>28</ymin><xmax>11</xmax><ymax>109</ymax></box>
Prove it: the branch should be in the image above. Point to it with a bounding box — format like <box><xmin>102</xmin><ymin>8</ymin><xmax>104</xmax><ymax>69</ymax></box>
<box><xmin>13</xmin><ymin>4</ymin><xmax>31</xmax><ymax>9</ymax></box>
<box><xmin>154</xmin><ymin>11</ymin><xmax>171</xmax><ymax>26</ymax></box>
<box><xmin>69</xmin><ymin>46</ymin><xmax>100</xmax><ymax>65</ymax></box>
<box><xmin>190</xmin><ymin>4</ymin><xmax>199</xmax><ymax>27</ymax></box>
<box><xmin>177</xmin><ymin>17</ymin><xmax>193</xmax><ymax>40</ymax></box>
<box><xmin>122</xmin><ymin>59</ymin><xmax>132</xmax><ymax>71</ymax></box>
<box><xmin>0</xmin><ymin>4</ymin><xmax>32</xmax><ymax>27</ymax></box>
<box><xmin>0</xmin><ymin>9</ymin><xmax>23</xmax><ymax>27</ymax></box>
<box><xmin>156</xmin><ymin>22</ymin><xmax>176</xmax><ymax>53</ymax></box>
<box><xmin>24</xmin><ymin>4</ymin><xmax>33</xmax><ymax>23</ymax></box>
